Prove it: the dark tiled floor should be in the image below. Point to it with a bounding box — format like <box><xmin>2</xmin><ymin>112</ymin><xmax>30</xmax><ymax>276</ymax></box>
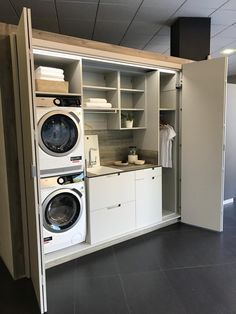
<box><xmin>2</xmin><ymin>203</ymin><xmax>236</xmax><ymax>313</ymax></box>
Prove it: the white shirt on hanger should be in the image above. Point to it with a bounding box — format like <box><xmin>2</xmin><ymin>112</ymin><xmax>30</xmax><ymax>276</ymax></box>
<box><xmin>160</xmin><ymin>124</ymin><xmax>176</xmax><ymax>168</ymax></box>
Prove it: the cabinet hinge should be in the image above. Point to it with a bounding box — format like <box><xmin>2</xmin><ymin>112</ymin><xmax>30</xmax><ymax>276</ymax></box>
<box><xmin>31</xmin><ymin>164</ymin><xmax>37</xmax><ymax>178</ymax></box>
<box><xmin>176</xmin><ymin>82</ymin><xmax>182</xmax><ymax>89</ymax></box>
<box><xmin>29</xmin><ymin>51</ymin><xmax>33</xmax><ymax>61</ymax></box>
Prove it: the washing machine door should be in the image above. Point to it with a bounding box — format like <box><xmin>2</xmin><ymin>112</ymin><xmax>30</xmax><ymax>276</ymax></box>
<box><xmin>43</xmin><ymin>189</ymin><xmax>82</xmax><ymax>233</ymax></box>
<box><xmin>38</xmin><ymin>110</ymin><xmax>81</xmax><ymax>157</ymax></box>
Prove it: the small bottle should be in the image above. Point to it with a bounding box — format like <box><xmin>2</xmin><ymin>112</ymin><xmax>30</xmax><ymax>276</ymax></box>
<box><xmin>128</xmin><ymin>146</ymin><xmax>138</xmax><ymax>164</ymax></box>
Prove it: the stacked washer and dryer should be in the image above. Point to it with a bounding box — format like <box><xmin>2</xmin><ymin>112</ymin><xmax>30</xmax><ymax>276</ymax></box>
<box><xmin>36</xmin><ymin>96</ymin><xmax>86</xmax><ymax>254</ymax></box>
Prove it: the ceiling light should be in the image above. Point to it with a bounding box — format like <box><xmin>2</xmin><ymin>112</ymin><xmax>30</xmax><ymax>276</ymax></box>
<box><xmin>221</xmin><ymin>49</ymin><xmax>236</xmax><ymax>55</ymax></box>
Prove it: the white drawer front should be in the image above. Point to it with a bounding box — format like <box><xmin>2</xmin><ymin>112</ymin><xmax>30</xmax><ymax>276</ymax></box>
<box><xmin>135</xmin><ymin>167</ymin><xmax>161</xmax><ymax>180</ymax></box>
<box><xmin>88</xmin><ymin>171</ymin><xmax>135</xmax><ymax>211</ymax></box>
<box><xmin>89</xmin><ymin>201</ymin><xmax>135</xmax><ymax>244</ymax></box>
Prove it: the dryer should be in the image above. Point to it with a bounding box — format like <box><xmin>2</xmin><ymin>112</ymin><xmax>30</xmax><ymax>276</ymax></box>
<box><xmin>41</xmin><ymin>173</ymin><xmax>86</xmax><ymax>254</ymax></box>
<box><xmin>36</xmin><ymin>96</ymin><xmax>84</xmax><ymax>177</ymax></box>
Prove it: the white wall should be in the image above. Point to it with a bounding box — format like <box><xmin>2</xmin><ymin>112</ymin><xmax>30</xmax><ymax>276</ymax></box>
<box><xmin>224</xmin><ymin>83</ymin><xmax>236</xmax><ymax>200</ymax></box>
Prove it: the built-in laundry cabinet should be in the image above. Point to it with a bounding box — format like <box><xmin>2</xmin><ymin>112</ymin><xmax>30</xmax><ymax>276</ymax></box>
<box><xmin>10</xmin><ymin>7</ymin><xmax>228</xmax><ymax>314</ymax></box>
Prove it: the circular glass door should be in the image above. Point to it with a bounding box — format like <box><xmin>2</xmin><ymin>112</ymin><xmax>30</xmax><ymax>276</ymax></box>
<box><xmin>43</xmin><ymin>191</ymin><xmax>82</xmax><ymax>233</ymax></box>
<box><xmin>38</xmin><ymin>112</ymin><xmax>80</xmax><ymax>157</ymax></box>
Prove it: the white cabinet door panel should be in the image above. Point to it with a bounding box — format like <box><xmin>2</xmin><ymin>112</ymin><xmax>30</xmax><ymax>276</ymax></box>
<box><xmin>88</xmin><ymin>172</ymin><xmax>135</xmax><ymax>211</ymax></box>
<box><xmin>89</xmin><ymin>201</ymin><xmax>135</xmax><ymax>244</ymax></box>
<box><xmin>136</xmin><ymin>169</ymin><xmax>162</xmax><ymax>228</ymax></box>
<box><xmin>181</xmin><ymin>57</ymin><xmax>227</xmax><ymax>232</ymax></box>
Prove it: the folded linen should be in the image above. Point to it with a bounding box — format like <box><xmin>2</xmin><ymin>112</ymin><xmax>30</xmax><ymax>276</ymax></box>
<box><xmin>35</xmin><ymin>66</ymin><xmax>64</xmax><ymax>75</ymax></box>
<box><xmin>85</xmin><ymin>98</ymin><xmax>107</xmax><ymax>103</ymax></box>
<box><xmin>84</xmin><ymin>102</ymin><xmax>112</xmax><ymax>108</ymax></box>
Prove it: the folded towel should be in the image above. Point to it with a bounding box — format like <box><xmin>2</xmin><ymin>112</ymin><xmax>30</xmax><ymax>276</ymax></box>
<box><xmin>84</xmin><ymin>102</ymin><xmax>112</xmax><ymax>108</ymax></box>
<box><xmin>85</xmin><ymin>98</ymin><xmax>107</xmax><ymax>103</ymax></box>
<box><xmin>35</xmin><ymin>66</ymin><xmax>64</xmax><ymax>75</ymax></box>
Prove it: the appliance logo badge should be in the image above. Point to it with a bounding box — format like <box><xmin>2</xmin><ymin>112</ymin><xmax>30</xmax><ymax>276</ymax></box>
<box><xmin>70</xmin><ymin>156</ymin><xmax>82</xmax><ymax>163</ymax></box>
<box><xmin>44</xmin><ymin>236</ymin><xmax>52</xmax><ymax>243</ymax></box>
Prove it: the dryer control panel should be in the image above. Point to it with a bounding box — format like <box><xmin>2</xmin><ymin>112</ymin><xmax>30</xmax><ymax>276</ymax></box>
<box><xmin>36</xmin><ymin>95</ymin><xmax>81</xmax><ymax>107</ymax></box>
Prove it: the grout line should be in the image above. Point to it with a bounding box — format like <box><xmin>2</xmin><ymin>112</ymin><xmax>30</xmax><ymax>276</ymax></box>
<box><xmin>54</xmin><ymin>0</ymin><xmax>61</xmax><ymax>34</ymax></box>
<box><xmin>8</xmin><ymin>0</ymin><xmax>19</xmax><ymax>18</ymax></box>
<box><xmin>112</xmin><ymin>246</ymin><xmax>121</xmax><ymax>274</ymax></box>
<box><xmin>118</xmin><ymin>273</ymin><xmax>132</xmax><ymax>314</ymax></box>
<box><xmin>119</xmin><ymin>0</ymin><xmax>145</xmax><ymax>45</ymax></box>
<box><xmin>161</xmin><ymin>260</ymin><xmax>236</xmax><ymax>272</ymax></box>
<box><xmin>91</xmin><ymin>0</ymin><xmax>101</xmax><ymax>40</ymax></box>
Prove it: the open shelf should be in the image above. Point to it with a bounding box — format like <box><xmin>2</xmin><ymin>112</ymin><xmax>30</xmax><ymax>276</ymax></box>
<box><xmin>33</xmin><ymin>49</ymin><xmax>82</xmax><ymax>95</ymax></box>
<box><xmin>120</xmin><ymin>88</ymin><xmax>144</xmax><ymax>93</ymax></box>
<box><xmin>120</xmin><ymin>72</ymin><xmax>145</xmax><ymax>90</ymax></box>
<box><xmin>159</xmin><ymin>108</ymin><xmax>176</xmax><ymax>111</ymax></box>
<box><xmin>121</xmin><ymin>110</ymin><xmax>146</xmax><ymax>129</ymax></box>
<box><xmin>120</xmin><ymin>127</ymin><xmax>146</xmax><ymax>130</ymax></box>
<box><xmin>83</xmin><ymin>85</ymin><xmax>117</xmax><ymax>91</ymax></box>
<box><xmin>160</xmin><ymin>71</ymin><xmax>177</xmax><ymax>110</ymax></box>
<box><xmin>35</xmin><ymin>91</ymin><xmax>81</xmax><ymax>97</ymax></box>
<box><xmin>121</xmin><ymin>108</ymin><xmax>144</xmax><ymax>111</ymax></box>
<box><xmin>83</xmin><ymin>108</ymin><xmax>119</xmax><ymax>113</ymax></box>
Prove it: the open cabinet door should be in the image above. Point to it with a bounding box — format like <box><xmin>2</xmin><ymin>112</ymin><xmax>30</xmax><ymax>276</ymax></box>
<box><xmin>181</xmin><ymin>57</ymin><xmax>227</xmax><ymax>232</ymax></box>
<box><xmin>15</xmin><ymin>8</ymin><xmax>47</xmax><ymax>313</ymax></box>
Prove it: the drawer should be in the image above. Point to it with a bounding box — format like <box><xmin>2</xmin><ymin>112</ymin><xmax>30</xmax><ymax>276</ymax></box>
<box><xmin>135</xmin><ymin>167</ymin><xmax>162</xmax><ymax>180</ymax></box>
<box><xmin>89</xmin><ymin>201</ymin><xmax>135</xmax><ymax>244</ymax></box>
<box><xmin>87</xmin><ymin>171</ymin><xmax>135</xmax><ymax>211</ymax></box>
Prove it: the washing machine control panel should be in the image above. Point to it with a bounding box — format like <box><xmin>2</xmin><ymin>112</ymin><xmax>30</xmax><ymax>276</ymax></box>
<box><xmin>40</xmin><ymin>172</ymin><xmax>84</xmax><ymax>188</ymax></box>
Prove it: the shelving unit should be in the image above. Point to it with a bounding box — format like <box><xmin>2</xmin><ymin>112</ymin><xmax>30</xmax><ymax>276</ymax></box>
<box><xmin>119</xmin><ymin>71</ymin><xmax>146</xmax><ymax>129</ymax></box>
<box><xmin>81</xmin><ymin>61</ymin><xmax>147</xmax><ymax>130</ymax></box>
<box><xmin>159</xmin><ymin>71</ymin><xmax>179</xmax><ymax>219</ymax></box>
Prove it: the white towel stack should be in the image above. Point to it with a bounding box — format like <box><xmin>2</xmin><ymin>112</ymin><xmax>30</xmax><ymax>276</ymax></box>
<box><xmin>35</xmin><ymin>66</ymin><xmax>65</xmax><ymax>82</ymax></box>
<box><xmin>84</xmin><ymin>98</ymin><xmax>112</xmax><ymax>108</ymax></box>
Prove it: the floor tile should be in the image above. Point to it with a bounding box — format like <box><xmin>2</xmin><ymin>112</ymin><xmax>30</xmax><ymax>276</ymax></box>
<box><xmin>47</xmin><ymin>280</ymin><xmax>75</xmax><ymax>314</ymax></box>
<box><xmin>165</xmin><ymin>263</ymin><xmax>236</xmax><ymax>314</ymax></box>
<box><xmin>75</xmin><ymin>247</ymin><xmax>118</xmax><ymax>278</ymax></box>
<box><xmin>114</xmin><ymin>235</ymin><xmax>161</xmax><ymax>274</ymax></box>
<box><xmin>121</xmin><ymin>270</ymin><xmax>187</xmax><ymax>314</ymax></box>
<box><xmin>46</xmin><ymin>259</ymin><xmax>76</xmax><ymax>285</ymax></box>
<box><xmin>74</xmin><ymin>275</ymin><xmax>129</xmax><ymax>314</ymax></box>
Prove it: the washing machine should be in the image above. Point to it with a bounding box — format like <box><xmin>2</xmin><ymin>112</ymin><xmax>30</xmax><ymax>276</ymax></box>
<box><xmin>36</xmin><ymin>96</ymin><xmax>84</xmax><ymax>177</ymax></box>
<box><xmin>41</xmin><ymin>173</ymin><xmax>86</xmax><ymax>254</ymax></box>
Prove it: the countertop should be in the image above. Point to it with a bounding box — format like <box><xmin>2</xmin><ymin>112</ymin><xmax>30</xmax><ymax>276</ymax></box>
<box><xmin>86</xmin><ymin>163</ymin><xmax>160</xmax><ymax>178</ymax></box>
